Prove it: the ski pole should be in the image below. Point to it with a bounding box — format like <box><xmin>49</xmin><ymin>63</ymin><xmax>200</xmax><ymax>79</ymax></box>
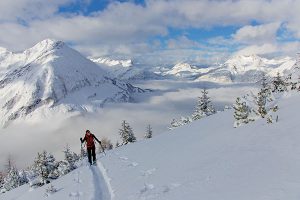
<box><xmin>99</xmin><ymin>142</ymin><xmax>106</xmax><ymax>155</ymax></box>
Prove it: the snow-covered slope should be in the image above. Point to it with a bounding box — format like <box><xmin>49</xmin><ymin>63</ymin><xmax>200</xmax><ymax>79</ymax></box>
<box><xmin>197</xmin><ymin>55</ymin><xmax>297</xmax><ymax>83</ymax></box>
<box><xmin>3</xmin><ymin>91</ymin><xmax>300</xmax><ymax>200</ymax></box>
<box><xmin>90</xmin><ymin>55</ymin><xmax>298</xmax><ymax>83</ymax></box>
<box><xmin>90</xmin><ymin>57</ymin><xmax>162</xmax><ymax>81</ymax></box>
<box><xmin>163</xmin><ymin>62</ymin><xmax>212</xmax><ymax>79</ymax></box>
<box><xmin>152</xmin><ymin>55</ymin><xmax>297</xmax><ymax>83</ymax></box>
<box><xmin>0</xmin><ymin>39</ymin><xmax>146</xmax><ymax>127</ymax></box>
<box><xmin>90</xmin><ymin>57</ymin><xmax>133</xmax><ymax>68</ymax></box>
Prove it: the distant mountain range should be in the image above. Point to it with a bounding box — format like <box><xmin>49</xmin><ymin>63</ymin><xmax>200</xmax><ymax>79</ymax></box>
<box><xmin>196</xmin><ymin>55</ymin><xmax>297</xmax><ymax>83</ymax></box>
<box><xmin>91</xmin><ymin>55</ymin><xmax>298</xmax><ymax>83</ymax></box>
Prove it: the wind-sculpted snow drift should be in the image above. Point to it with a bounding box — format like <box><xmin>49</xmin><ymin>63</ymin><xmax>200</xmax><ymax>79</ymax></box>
<box><xmin>0</xmin><ymin>39</ymin><xmax>147</xmax><ymax>127</ymax></box>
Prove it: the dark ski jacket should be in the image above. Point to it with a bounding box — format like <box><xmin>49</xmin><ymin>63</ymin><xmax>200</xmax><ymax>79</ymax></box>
<box><xmin>81</xmin><ymin>133</ymin><xmax>101</xmax><ymax>148</ymax></box>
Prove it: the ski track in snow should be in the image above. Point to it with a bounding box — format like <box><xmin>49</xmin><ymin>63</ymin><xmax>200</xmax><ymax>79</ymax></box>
<box><xmin>90</xmin><ymin>163</ymin><xmax>111</xmax><ymax>200</ymax></box>
<box><xmin>97</xmin><ymin>161</ymin><xmax>115</xmax><ymax>199</ymax></box>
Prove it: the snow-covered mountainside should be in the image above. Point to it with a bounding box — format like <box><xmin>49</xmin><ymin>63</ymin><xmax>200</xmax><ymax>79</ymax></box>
<box><xmin>0</xmin><ymin>39</ymin><xmax>146</xmax><ymax>127</ymax></box>
<box><xmin>89</xmin><ymin>55</ymin><xmax>298</xmax><ymax>83</ymax></box>
<box><xmin>196</xmin><ymin>55</ymin><xmax>297</xmax><ymax>83</ymax></box>
<box><xmin>90</xmin><ymin>57</ymin><xmax>133</xmax><ymax>68</ymax></box>
<box><xmin>90</xmin><ymin>57</ymin><xmax>162</xmax><ymax>81</ymax></box>
<box><xmin>2</xmin><ymin>91</ymin><xmax>300</xmax><ymax>200</ymax></box>
<box><xmin>163</xmin><ymin>62</ymin><xmax>212</xmax><ymax>79</ymax></box>
<box><xmin>153</xmin><ymin>55</ymin><xmax>297</xmax><ymax>83</ymax></box>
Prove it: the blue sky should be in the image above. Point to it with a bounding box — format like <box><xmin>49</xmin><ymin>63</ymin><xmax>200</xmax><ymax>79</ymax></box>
<box><xmin>0</xmin><ymin>0</ymin><xmax>299</xmax><ymax>65</ymax></box>
<box><xmin>59</xmin><ymin>0</ymin><xmax>146</xmax><ymax>15</ymax></box>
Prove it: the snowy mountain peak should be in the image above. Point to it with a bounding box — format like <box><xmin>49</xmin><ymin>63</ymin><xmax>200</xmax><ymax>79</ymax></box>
<box><xmin>225</xmin><ymin>54</ymin><xmax>265</xmax><ymax>72</ymax></box>
<box><xmin>23</xmin><ymin>39</ymin><xmax>66</xmax><ymax>58</ymax></box>
<box><xmin>34</xmin><ymin>38</ymin><xmax>64</xmax><ymax>48</ymax></box>
<box><xmin>172</xmin><ymin>62</ymin><xmax>194</xmax><ymax>72</ymax></box>
<box><xmin>0</xmin><ymin>40</ymin><xmax>147</xmax><ymax>127</ymax></box>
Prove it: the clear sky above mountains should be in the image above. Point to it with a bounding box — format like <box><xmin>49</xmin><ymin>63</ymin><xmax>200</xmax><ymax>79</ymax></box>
<box><xmin>0</xmin><ymin>0</ymin><xmax>299</xmax><ymax>64</ymax></box>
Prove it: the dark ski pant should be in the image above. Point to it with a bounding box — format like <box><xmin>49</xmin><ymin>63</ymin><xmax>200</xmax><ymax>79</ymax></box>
<box><xmin>87</xmin><ymin>146</ymin><xmax>96</xmax><ymax>165</ymax></box>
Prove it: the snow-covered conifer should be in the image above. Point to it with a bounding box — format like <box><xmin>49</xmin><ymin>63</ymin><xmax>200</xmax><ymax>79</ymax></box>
<box><xmin>169</xmin><ymin>119</ymin><xmax>182</xmax><ymax>130</ymax></box>
<box><xmin>254</xmin><ymin>75</ymin><xmax>273</xmax><ymax>118</ymax></box>
<box><xmin>267</xmin><ymin>115</ymin><xmax>273</xmax><ymax>123</ymax></box>
<box><xmin>284</xmin><ymin>74</ymin><xmax>296</xmax><ymax>90</ymax></box>
<box><xmin>2</xmin><ymin>167</ymin><xmax>22</xmax><ymax>192</ymax></box>
<box><xmin>62</xmin><ymin>145</ymin><xmax>78</xmax><ymax>173</ymax></box>
<box><xmin>192</xmin><ymin>89</ymin><xmax>216</xmax><ymax>120</ymax></box>
<box><xmin>255</xmin><ymin>90</ymin><xmax>268</xmax><ymax>118</ymax></box>
<box><xmin>119</xmin><ymin>120</ymin><xmax>136</xmax><ymax>144</ymax></box>
<box><xmin>265</xmin><ymin>105</ymin><xmax>279</xmax><ymax>124</ymax></box>
<box><xmin>145</xmin><ymin>124</ymin><xmax>153</xmax><ymax>139</ymax></box>
<box><xmin>180</xmin><ymin>116</ymin><xmax>192</xmax><ymax>125</ymax></box>
<box><xmin>32</xmin><ymin>151</ymin><xmax>59</xmax><ymax>185</ymax></box>
<box><xmin>272</xmin><ymin>72</ymin><xmax>287</xmax><ymax>93</ymax></box>
<box><xmin>233</xmin><ymin>97</ymin><xmax>253</xmax><ymax>127</ymax></box>
<box><xmin>169</xmin><ymin>116</ymin><xmax>192</xmax><ymax>130</ymax></box>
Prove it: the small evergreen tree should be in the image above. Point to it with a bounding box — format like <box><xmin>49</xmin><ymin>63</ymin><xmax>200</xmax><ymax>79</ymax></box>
<box><xmin>233</xmin><ymin>97</ymin><xmax>253</xmax><ymax>127</ymax></box>
<box><xmin>145</xmin><ymin>125</ymin><xmax>153</xmax><ymax>139</ymax></box>
<box><xmin>284</xmin><ymin>74</ymin><xmax>295</xmax><ymax>90</ymax></box>
<box><xmin>169</xmin><ymin>119</ymin><xmax>182</xmax><ymax>130</ymax></box>
<box><xmin>192</xmin><ymin>89</ymin><xmax>216</xmax><ymax>120</ymax></box>
<box><xmin>169</xmin><ymin>116</ymin><xmax>192</xmax><ymax>130</ymax></box>
<box><xmin>2</xmin><ymin>167</ymin><xmax>22</xmax><ymax>192</ymax></box>
<box><xmin>119</xmin><ymin>120</ymin><xmax>136</xmax><ymax>145</ymax></box>
<box><xmin>255</xmin><ymin>90</ymin><xmax>268</xmax><ymax>118</ymax></box>
<box><xmin>62</xmin><ymin>145</ymin><xmax>78</xmax><ymax>173</ymax></box>
<box><xmin>32</xmin><ymin>151</ymin><xmax>59</xmax><ymax>185</ymax></box>
<box><xmin>272</xmin><ymin>72</ymin><xmax>287</xmax><ymax>93</ymax></box>
<box><xmin>255</xmin><ymin>74</ymin><xmax>273</xmax><ymax>118</ymax></box>
<box><xmin>265</xmin><ymin>105</ymin><xmax>279</xmax><ymax>124</ymax></box>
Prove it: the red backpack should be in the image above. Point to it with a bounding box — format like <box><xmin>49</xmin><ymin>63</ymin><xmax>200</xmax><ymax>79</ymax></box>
<box><xmin>85</xmin><ymin>133</ymin><xmax>95</xmax><ymax>148</ymax></box>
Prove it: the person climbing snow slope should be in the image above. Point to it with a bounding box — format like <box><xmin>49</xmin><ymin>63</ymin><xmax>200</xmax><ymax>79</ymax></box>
<box><xmin>80</xmin><ymin>130</ymin><xmax>102</xmax><ymax>165</ymax></box>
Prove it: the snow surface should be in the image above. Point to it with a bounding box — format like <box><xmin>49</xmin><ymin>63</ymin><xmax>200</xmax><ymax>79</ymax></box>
<box><xmin>2</xmin><ymin>91</ymin><xmax>300</xmax><ymax>199</ymax></box>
